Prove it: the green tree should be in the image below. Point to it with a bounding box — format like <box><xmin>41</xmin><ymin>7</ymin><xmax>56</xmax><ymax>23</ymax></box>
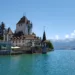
<box><xmin>0</xmin><ymin>36</ymin><xmax>3</xmax><ymax>40</ymax></box>
<box><xmin>1</xmin><ymin>22</ymin><xmax>5</xmax><ymax>36</ymax></box>
<box><xmin>1</xmin><ymin>22</ymin><xmax>5</xmax><ymax>30</ymax></box>
<box><xmin>46</xmin><ymin>41</ymin><xmax>54</xmax><ymax>49</ymax></box>
<box><xmin>32</xmin><ymin>32</ymin><xmax>36</xmax><ymax>35</ymax></box>
<box><xmin>28</xmin><ymin>23</ymin><xmax>32</xmax><ymax>35</ymax></box>
<box><xmin>7</xmin><ymin>27</ymin><xmax>10</xmax><ymax>33</ymax></box>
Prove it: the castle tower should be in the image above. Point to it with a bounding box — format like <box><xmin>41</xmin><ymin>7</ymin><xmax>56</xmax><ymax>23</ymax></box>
<box><xmin>16</xmin><ymin>16</ymin><xmax>32</xmax><ymax>35</ymax></box>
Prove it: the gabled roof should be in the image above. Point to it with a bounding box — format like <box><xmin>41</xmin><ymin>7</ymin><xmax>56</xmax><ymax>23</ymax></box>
<box><xmin>8</xmin><ymin>29</ymin><xmax>13</xmax><ymax>35</ymax></box>
<box><xmin>17</xmin><ymin>16</ymin><xmax>31</xmax><ymax>24</ymax></box>
<box><xmin>17</xmin><ymin>16</ymin><xmax>27</xmax><ymax>24</ymax></box>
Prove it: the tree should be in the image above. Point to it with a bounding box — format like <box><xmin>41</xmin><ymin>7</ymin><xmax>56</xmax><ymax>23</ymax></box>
<box><xmin>46</xmin><ymin>41</ymin><xmax>54</xmax><ymax>50</ymax></box>
<box><xmin>7</xmin><ymin>27</ymin><xmax>10</xmax><ymax>33</ymax></box>
<box><xmin>1</xmin><ymin>22</ymin><xmax>5</xmax><ymax>30</ymax></box>
<box><xmin>0</xmin><ymin>36</ymin><xmax>3</xmax><ymax>40</ymax></box>
<box><xmin>28</xmin><ymin>23</ymin><xmax>32</xmax><ymax>35</ymax></box>
<box><xmin>1</xmin><ymin>22</ymin><xmax>5</xmax><ymax>36</ymax></box>
<box><xmin>32</xmin><ymin>32</ymin><xmax>35</xmax><ymax>35</ymax></box>
<box><xmin>14</xmin><ymin>31</ymin><xmax>24</xmax><ymax>37</ymax></box>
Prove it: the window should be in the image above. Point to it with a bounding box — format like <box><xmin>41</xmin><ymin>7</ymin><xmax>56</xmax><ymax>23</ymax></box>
<box><xmin>21</xmin><ymin>24</ymin><xmax>22</xmax><ymax>26</ymax></box>
<box><xmin>19</xmin><ymin>40</ymin><xmax>20</xmax><ymax>43</ymax></box>
<box><xmin>16</xmin><ymin>40</ymin><xmax>17</xmax><ymax>43</ymax></box>
<box><xmin>19</xmin><ymin>24</ymin><xmax>22</xmax><ymax>26</ymax></box>
<box><xmin>23</xmin><ymin>40</ymin><xmax>24</xmax><ymax>43</ymax></box>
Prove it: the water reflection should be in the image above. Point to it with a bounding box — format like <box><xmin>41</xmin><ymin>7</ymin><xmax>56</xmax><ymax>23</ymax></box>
<box><xmin>0</xmin><ymin>55</ymin><xmax>21</xmax><ymax>75</ymax></box>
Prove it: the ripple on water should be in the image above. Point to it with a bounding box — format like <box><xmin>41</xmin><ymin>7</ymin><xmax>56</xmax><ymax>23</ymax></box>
<box><xmin>0</xmin><ymin>50</ymin><xmax>75</xmax><ymax>75</ymax></box>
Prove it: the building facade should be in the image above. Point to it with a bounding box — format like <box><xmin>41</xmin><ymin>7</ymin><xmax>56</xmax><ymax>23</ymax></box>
<box><xmin>9</xmin><ymin>16</ymin><xmax>41</xmax><ymax>47</ymax></box>
<box><xmin>16</xmin><ymin>16</ymin><xmax>32</xmax><ymax>35</ymax></box>
<box><xmin>3</xmin><ymin>28</ymin><xmax>13</xmax><ymax>41</ymax></box>
<box><xmin>11</xmin><ymin>35</ymin><xmax>40</xmax><ymax>47</ymax></box>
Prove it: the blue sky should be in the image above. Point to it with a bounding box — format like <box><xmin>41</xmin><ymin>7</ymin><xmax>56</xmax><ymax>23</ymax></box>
<box><xmin>0</xmin><ymin>0</ymin><xmax>75</xmax><ymax>40</ymax></box>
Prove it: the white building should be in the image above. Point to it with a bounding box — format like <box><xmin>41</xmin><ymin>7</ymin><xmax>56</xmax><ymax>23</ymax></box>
<box><xmin>11</xmin><ymin>34</ymin><xmax>40</xmax><ymax>47</ymax></box>
<box><xmin>16</xmin><ymin>16</ymin><xmax>32</xmax><ymax>35</ymax></box>
<box><xmin>3</xmin><ymin>28</ymin><xmax>13</xmax><ymax>42</ymax></box>
<box><xmin>10</xmin><ymin>16</ymin><xmax>41</xmax><ymax>47</ymax></box>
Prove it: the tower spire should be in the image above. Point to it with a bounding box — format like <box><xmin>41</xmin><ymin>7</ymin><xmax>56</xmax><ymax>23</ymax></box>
<box><xmin>42</xmin><ymin>26</ymin><xmax>46</xmax><ymax>42</ymax></box>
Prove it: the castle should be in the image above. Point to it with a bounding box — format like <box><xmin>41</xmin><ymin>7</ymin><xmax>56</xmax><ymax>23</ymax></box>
<box><xmin>3</xmin><ymin>16</ymin><xmax>41</xmax><ymax>47</ymax></box>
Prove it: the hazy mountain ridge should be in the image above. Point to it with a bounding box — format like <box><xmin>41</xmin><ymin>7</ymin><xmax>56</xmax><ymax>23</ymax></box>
<box><xmin>51</xmin><ymin>39</ymin><xmax>75</xmax><ymax>50</ymax></box>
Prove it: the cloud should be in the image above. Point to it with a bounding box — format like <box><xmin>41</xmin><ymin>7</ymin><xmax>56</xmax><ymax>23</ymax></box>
<box><xmin>70</xmin><ymin>30</ymin><xmax>75</xmax><ymax>38</ymax></box>
<box><xmin>51</xmin><ymin>30</ymin><xmax>75</xmax><ymax>41</ymax></box>
<box><xmin>74</xmin><ymin>30</ymin><xmax>75</xmax><ymax>33</ymax></box>
<box><xmin>65</xmin><ymin>34</ymin><xmax>69</xmax><ymax>39</ymax></box>
<box><xmin>55</xmin><ymin>35</ymin><xmax>59</xmax><ymax>40</ymax></box>
<box><xmin>65</xmin><ymin>30</ymin><xmax>75</xmax><ymax>39</ymax></box>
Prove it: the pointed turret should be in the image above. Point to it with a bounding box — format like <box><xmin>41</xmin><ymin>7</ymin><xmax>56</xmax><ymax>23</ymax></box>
<box><xmin>42</xmin><ymin>31</ymin><xmax>46</xmax><ymax>42</ymax></box>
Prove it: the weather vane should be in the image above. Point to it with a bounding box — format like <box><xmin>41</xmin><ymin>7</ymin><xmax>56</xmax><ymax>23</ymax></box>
<box><xmin>23</xmin><ymin>12</ymin><xmax>26</xmax><ymax>16</ymax></box>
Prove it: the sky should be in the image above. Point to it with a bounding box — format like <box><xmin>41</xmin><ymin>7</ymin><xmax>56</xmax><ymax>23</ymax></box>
<box><xmin>0</xmin><ymin>0</ymin><xmax>75</xmax><ymax>40</ymax></box>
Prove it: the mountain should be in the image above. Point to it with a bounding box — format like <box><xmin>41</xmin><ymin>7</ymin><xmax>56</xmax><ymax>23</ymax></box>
<box><xmin>51</xmin><ymin>39</ymin><xmax>75</xmax><ymax>50</ymax></box>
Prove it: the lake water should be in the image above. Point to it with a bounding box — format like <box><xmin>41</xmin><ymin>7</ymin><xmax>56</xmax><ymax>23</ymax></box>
<box><xmin>0</xmin><ymin>50</ymin><xmax>75</xmax><ymax>75</ymax></box>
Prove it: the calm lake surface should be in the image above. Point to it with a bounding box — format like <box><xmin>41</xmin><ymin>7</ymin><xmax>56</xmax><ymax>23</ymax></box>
<box><xmin>0</xmin><ymin>50</ymin><xmax>75</xmax><ymax>75</ymax></box>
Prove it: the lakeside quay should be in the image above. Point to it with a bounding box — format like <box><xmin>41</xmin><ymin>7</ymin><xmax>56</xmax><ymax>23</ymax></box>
<box><xmin>0</xmin><ymin>41</ymin><xmax>53</xmax><ymax>55</ymax></box>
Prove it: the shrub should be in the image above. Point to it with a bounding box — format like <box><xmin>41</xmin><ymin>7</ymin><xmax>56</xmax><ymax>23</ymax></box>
<box><xmin>0</xmin><ymin>36</ymin><xmax>3</xmax><ymax>40</ymax></box>
<box><xmin>46</xmin><ymin>41</ymin><xmax>54</xmax><ymax>49</ymax></box>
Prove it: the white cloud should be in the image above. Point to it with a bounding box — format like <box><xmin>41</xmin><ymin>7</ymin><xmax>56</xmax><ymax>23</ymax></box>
<box><xmin>55</xmin><ymin>35</ymin><xmax>59</xmax><ymax>40</ymax></box>
<box><xmin>64</xmin><ymin>30</ymin><xmax>75</xmax><ymax>39</ymax></box>
<box><xmin>71</xmin><ymin>33</ymin><xmax>74</xmax><ymax>36</ymax></box>
<box><xmin>70</xmin><ymin>30</ymin><xmax>75</xmax><ymax>38</ymax></box>
<box><xmin>74</xmin><ymin>30</ymin><xmax>75</xmax><ymax>33</ymax></box>
<box><xmin>50</xmin><ymin>30</ymin><xmax>75</xmax><ymax>41</ymax></box>
<box><xmin>65</xmin><ymin>34</ymin><xmax>69</xmax><ymax>39</ymax></box>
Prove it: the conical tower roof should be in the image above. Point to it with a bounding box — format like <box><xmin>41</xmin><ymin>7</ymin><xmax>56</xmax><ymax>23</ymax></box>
<box><xmin>42</xmin><ymin>31</ymin><xmax>46</xmax><ymax>42</ymax></box>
